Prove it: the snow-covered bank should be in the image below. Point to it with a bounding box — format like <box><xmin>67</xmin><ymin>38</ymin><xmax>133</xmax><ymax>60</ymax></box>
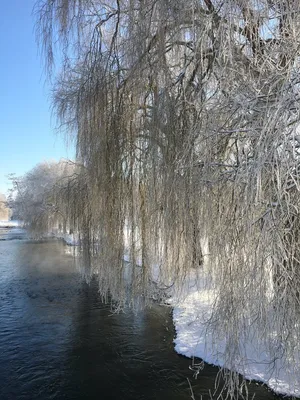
<box><xmin>0</xmin><ymin>223</ymin><xmax>79</xmax><ymax>246</ymax></box>
<box><xmin>52</xmin><ymin>232</ymin><xmax>79</xmax><ymax>246</ymax></box>
<box><xmin>17</xmin><ymin>229</ymin><xmax>80</xmax><ymax>246</ymax></box>
<box><xmin>170</xmin><ymin>278</ymin><xmax>300</xmax><ymax>398</ymax></box>
<box><xmin>104</xmin><ymin>235</ymin><xmax>300</xmax><ymax>397</ymax></box>
<box><xmin>0</xmin><ymin>220</ymin><xmax>22</xmax><ymax>228</ymax></box>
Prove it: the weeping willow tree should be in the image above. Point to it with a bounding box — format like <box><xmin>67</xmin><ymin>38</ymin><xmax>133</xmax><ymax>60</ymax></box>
<box><xmin>35</xmin><ymin>0</ymin><xmax>300</xmax><ymax>397</ymax></box>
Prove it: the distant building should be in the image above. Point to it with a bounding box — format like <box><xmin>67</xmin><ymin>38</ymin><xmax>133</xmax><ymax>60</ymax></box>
<box><xmin>0</xmin><ymin>193</ymin><xmax>11</xmax><ymax>221</ymax></box>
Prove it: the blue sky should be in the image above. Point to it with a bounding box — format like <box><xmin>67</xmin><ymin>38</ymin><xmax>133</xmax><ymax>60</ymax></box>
<box><xmin>0</xmin><ymin>0</ymin><xmax>74</xmax><ymax>196</ymax></box>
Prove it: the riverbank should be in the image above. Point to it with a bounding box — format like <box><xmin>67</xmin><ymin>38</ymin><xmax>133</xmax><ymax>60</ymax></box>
<box><xmin>51</xmin><ymin>232</ymin><xmax>79</xmax><ymax>246</ymax></box>
<box><xmin>0</xmin><ymin>220</ymin><xmax>21</xmax><ymax>228</ymax></box>
<box><xmin>169</xmin><ymin>273</ymin><xmax>300</xmax><ymax>398</ymax></box>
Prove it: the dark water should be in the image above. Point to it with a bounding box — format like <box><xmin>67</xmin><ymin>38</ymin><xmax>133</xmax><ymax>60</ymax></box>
<box><xmin>0</xmin><ymin>227</ymin><xmax>284</xmax><ymax>399</ymax></box>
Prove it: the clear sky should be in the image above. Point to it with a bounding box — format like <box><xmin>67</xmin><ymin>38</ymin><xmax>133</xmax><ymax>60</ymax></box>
<box><xmin>0</xmin><ymin>0</ymin><xmax>74</xmax><ymax>196</ymax></box>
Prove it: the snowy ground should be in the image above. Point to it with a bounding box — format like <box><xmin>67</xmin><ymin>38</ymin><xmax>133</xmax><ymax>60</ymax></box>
<box><xmin>53</xmin><ymin>232</ymin><xmax>79</xmax><ymax>246</ymax></box>
<box><xmin>169</xmin><ymin>276</ymin><xmax>300</xmax><ymax>398</ymax></box>
<box><xmin>0</xmin><ymin>220</ymin><xmax>21</xmax><ymax>228</ymax></box>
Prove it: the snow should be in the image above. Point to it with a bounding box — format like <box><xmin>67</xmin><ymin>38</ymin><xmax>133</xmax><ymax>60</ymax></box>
<box><xmin>56</xmin><ymin>233</ymin><xmax>79</xmax><ymax>246</ymax></box>
<box><xmin>0</xmin><ymin>220</ymin><xmax>21</xmax><ymax>228</ymax></box>
<box><xmin>169</xmin><ymin>275</ymin><xmax>300</xmax><ymax>397</ymax></box>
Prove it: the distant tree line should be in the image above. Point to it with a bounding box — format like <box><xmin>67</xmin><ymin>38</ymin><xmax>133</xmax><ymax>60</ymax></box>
<box><xmin>9</xmin><ymin>160</ymin><xmax>79</xmax><ymax>234</ymax></box>
<box><xmin>0</xmin><ymin>193</ymin><xmax>11</xmax><ymax>220</ymax></box>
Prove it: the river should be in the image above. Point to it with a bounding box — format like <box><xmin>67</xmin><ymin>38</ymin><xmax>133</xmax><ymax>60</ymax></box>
<box><xmin>0</xmin><ymin>227</ymin><xmax>285</xmax><ymax>399</ymax></box>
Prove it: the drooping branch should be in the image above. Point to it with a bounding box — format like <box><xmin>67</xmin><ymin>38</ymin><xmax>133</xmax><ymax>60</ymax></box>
<box><xmin>34</xmin><ymin>0</ymin><xmax>300</xmax><ymax>397</ymax></box>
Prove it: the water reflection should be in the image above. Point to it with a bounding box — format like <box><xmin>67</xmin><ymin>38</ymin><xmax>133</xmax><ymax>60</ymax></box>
<box><xmin>0</xmin><ymin>230</ymin><xmax>285</xmax><ymax>399</ymax></box>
